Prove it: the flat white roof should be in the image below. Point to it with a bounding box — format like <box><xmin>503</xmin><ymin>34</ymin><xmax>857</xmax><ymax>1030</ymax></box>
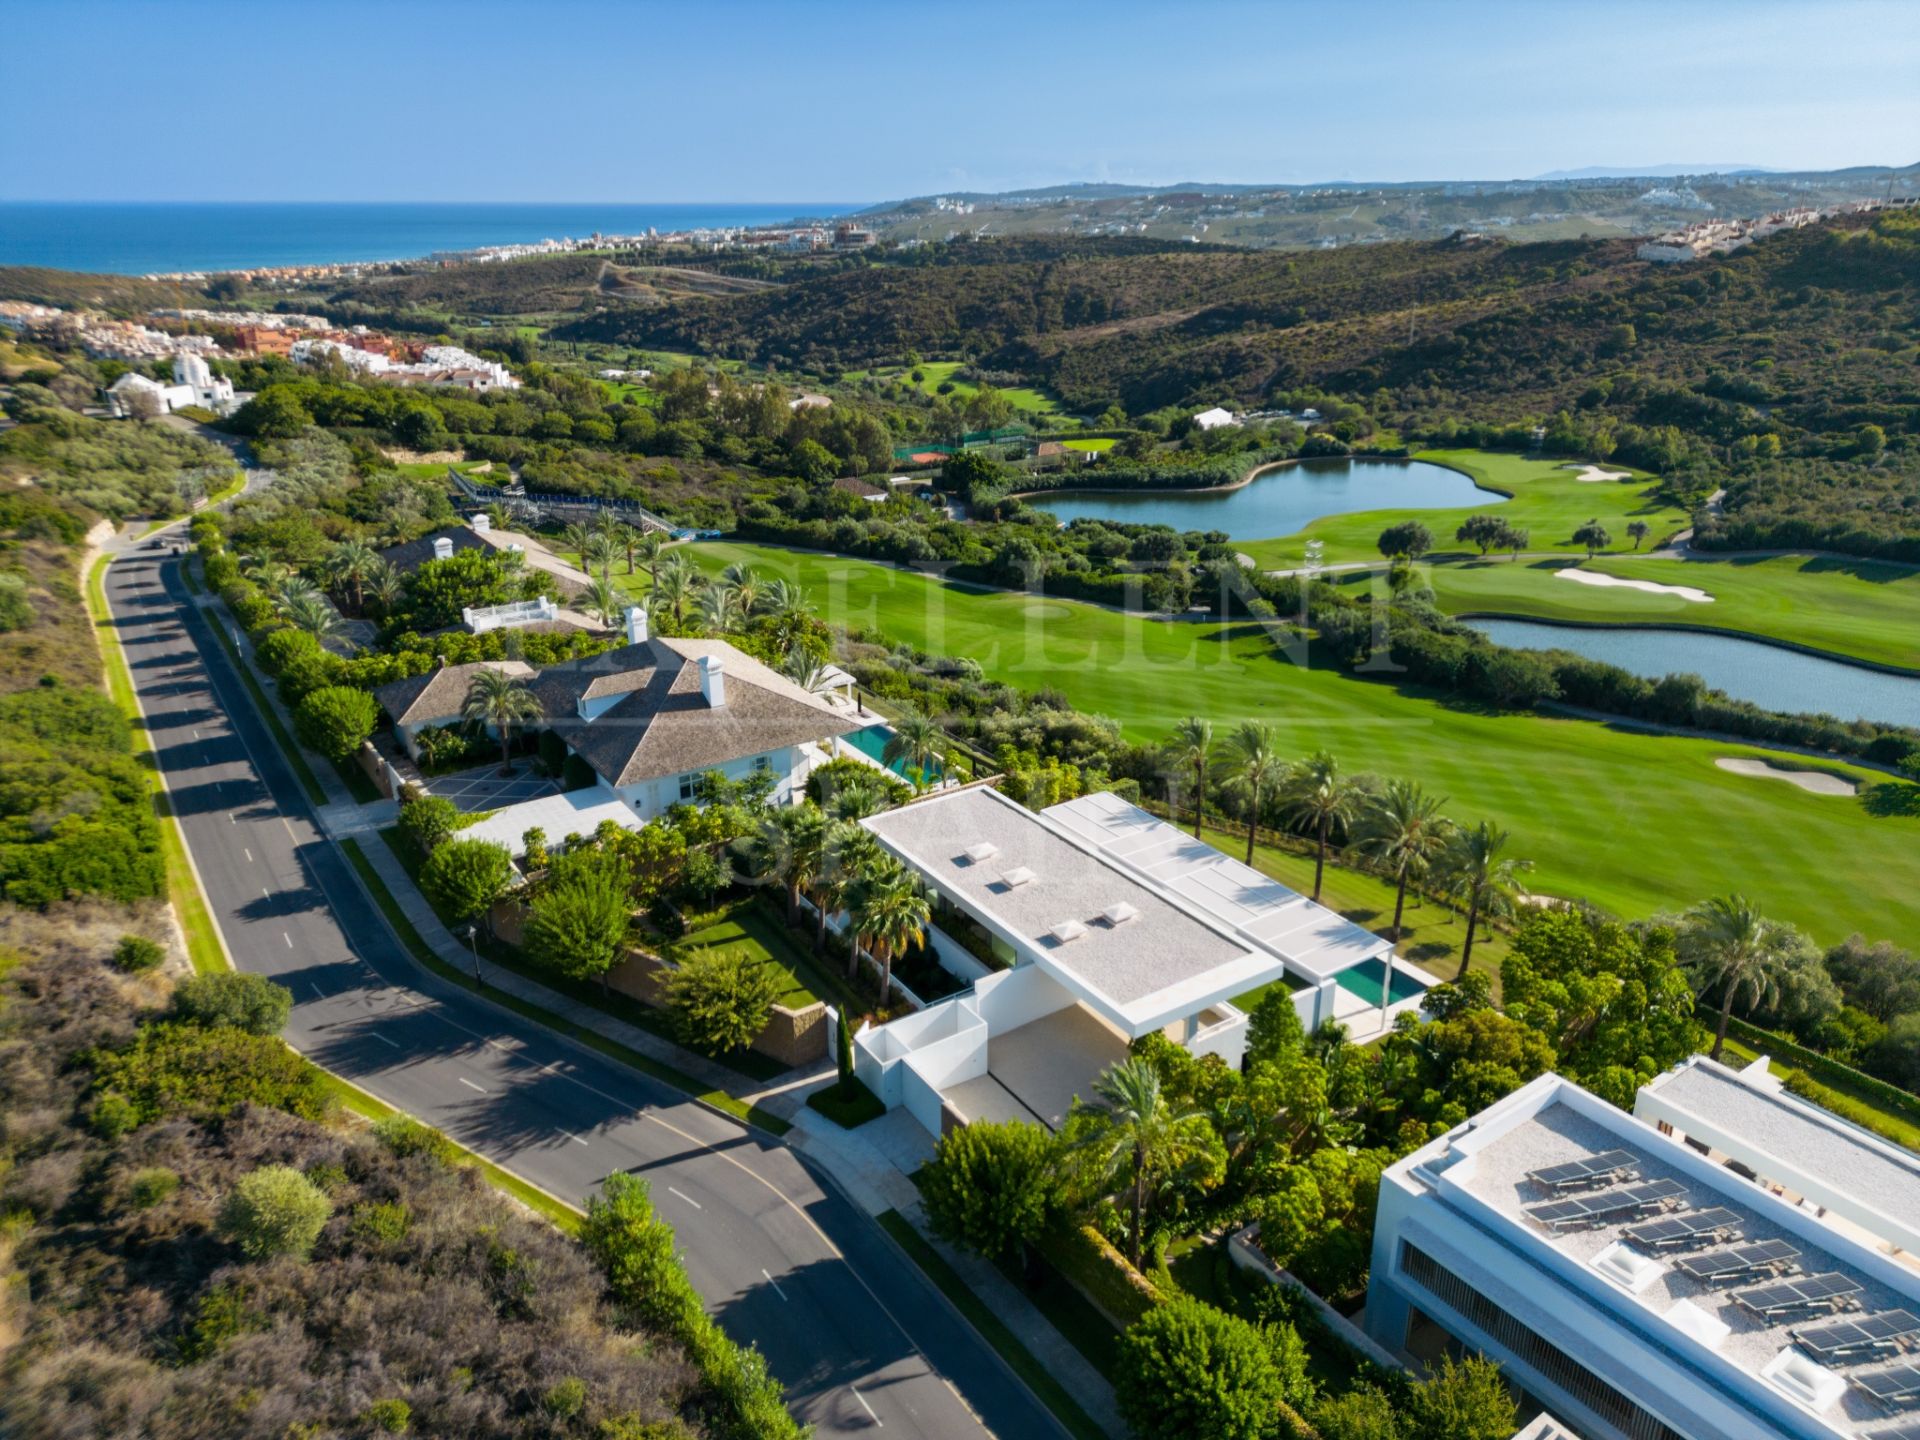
<box><xmin>457</xmin><ymin>787</ymin><xmax>645</xmax><ymax>859</ymax></box>
<box><xmin>864</xmin><ymin>787</ymin><xmax>1289</xmax><ymax>1036</ymax></box>
<box><xmin>1397</xmin><ymin>1074</ymin><xmax>1920</xmax><ymax>1438</ymax></box>
<box><xmin>1044</xmin><ymin>790</ymin><xmax>1392</xmax><ymax>982</ymax></box>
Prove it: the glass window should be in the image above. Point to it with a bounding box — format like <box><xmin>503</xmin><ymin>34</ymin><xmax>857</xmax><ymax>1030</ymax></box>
<box><xmin>678</xmin><ymin>773</ymin><xmax>696</xmax><ymax>800</ymax></box>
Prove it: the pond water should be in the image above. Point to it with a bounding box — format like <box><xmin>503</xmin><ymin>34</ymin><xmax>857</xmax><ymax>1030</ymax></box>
<box><xmin>1465</xmin><ymin>618</ymin><xmax>1920</xmax><ymax>729</ymax></box>
<box><xmin>1031</xmin><ymin>457</ymin><xmax>1505</xmax><ymax>537</ymax></box>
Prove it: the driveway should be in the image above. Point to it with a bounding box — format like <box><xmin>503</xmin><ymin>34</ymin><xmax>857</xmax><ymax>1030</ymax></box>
<box><xmin>420</xmin><ymin>761</ymin><xmax>560</xmax><ymax>813</ymax></box>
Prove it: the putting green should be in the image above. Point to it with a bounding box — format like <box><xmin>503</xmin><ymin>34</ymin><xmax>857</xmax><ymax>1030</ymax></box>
<box><xmin>1407</xmin><ymin>553</ymin><xmax>1920</xmax><ymax>672</ymax></box>
<box><xmin>1235</xmin><ymin>449</ymin><xmax>1691</xmax><ymax>570</ymax></box>
<box><xmin>690</xmin><ymin>540</ymin><xmax>1919</xmax><ymax>948</ymax></box>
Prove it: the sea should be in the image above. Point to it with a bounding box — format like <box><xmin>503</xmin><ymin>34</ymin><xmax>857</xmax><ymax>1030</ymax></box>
<box><xmin>0</xmin><ymin>202</ymin><xmax>859</xmax><ymax>276</ymax></box>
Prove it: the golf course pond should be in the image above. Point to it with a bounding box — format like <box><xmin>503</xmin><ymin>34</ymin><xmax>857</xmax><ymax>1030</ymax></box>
<box><xmin>1032</xmin><ymin>456</ymin><xmax>1505</xmax><ymax>537</ymax></box>
<box><xmin>1464</xmin><ymin>617</ymin><xmax>1920</xmax><ymax>729</ymax></box>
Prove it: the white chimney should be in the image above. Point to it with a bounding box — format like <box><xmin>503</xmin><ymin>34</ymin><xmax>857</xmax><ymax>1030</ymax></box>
<box><xmin>698</xmin><ymin>653</ymin><xmax>726</xmax><ymax>708</ymax></box>
<box><xmin>432</xmin><ymin>535</ymin><xmax>454</xmax><ymax>561</ymax></box>
<box><xmin>624</xmin><ymin>605</ymin><xmax>649</xmax><ymax>645</ymax></box>
<box><xmin>471</xmin><ymin>512</ymin><xmax>492</xmax><ymax>534</ymax></box>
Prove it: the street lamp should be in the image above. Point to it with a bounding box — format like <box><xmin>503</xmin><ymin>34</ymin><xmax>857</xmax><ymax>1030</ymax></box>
<box><xmin>465</xmin><ymin>923</ymin><xmax>483</xmax><ymax>988</ymax></box>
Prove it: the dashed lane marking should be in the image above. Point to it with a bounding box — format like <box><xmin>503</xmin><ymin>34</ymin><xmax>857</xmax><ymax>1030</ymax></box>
<box><xmin>851</xmin><ymin>1387</ymin><xmax>882</xmax><ymax>1427</ymax></box>
<box><xmin>457</xmin><ymin>1077</ymin><xmax>488</xmax><ymax>1093</ymax></box>
<box><xmin>762</xmin><ymin>1268</ymin><xmax>789</xmax><ymax>1301</ymax></box>
<box><xmin>667</xmin><ymin>1186</ymin><xmax>702</xmax><ymax>1210</ymax></box>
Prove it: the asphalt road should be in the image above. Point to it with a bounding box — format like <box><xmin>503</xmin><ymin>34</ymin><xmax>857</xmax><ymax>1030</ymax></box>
<box><xmin>104</xmin><ymin>542</ymin><xmax>1059</xmax><ymax>1440</ymax></box>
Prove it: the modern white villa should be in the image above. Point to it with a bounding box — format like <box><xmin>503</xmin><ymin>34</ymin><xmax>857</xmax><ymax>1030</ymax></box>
<box><xmin>1365</xmin><ymin>1058</ymin><xmax>1920</xmax><ymax>1440</ymax></box>
<box><xmin>850</xmin><ymin>785</ymin><xmax>1435</xmax><ymax>1137</ymax></box>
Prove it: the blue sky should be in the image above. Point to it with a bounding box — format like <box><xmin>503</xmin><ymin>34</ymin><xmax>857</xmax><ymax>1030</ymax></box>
<box><xmin>4</xmin><ymin>0</ymin><xmax>1916</xmax><ymax>202</ymax></box>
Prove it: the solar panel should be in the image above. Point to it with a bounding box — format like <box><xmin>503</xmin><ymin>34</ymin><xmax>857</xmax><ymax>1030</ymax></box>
<box><xmin>1864</xmin><ymin>1419</ymin><xmax>1920</xmax><ymax>1440</ymax></box>
<box><xmin>1526</xmin><ymin>1178</ymin><xmax>1687</xmax><ymax>1232</ymax></box>
<box><xmin>1673</xmin><ymin>1239</ymin><xmax>1801</xmax><ymax>1285</ymax></box>
<box><xmin>1795</xmin><ymin>1311</ymin><xmax>1920</xmax><ymax>1362</ymax></box>
<box><xmin>1853</xmin><ymin>1360</ymin><xmax>1920</xmax><ymax>1410</ymax></box>
<box><xmin>1527</xmin><ymin>1148</ymin><xmax>1642</xmax><ymax>1193</ymax></box>
<box><xmin>1733</xmin><ymin>1271</ymin><xmax>1864</xmax><ymax>1319</ymax></box>
<box><xmin>1624</xmin><ymin>1206</ymin><xmax>1743</xmax><ymax>1251</ymax></box>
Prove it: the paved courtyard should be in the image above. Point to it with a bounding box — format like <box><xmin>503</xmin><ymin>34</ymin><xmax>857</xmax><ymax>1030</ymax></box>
<box><xmin>419</xmin><ymin>762</ymin><xmax>560</xmax><ymax>813</ymax></box>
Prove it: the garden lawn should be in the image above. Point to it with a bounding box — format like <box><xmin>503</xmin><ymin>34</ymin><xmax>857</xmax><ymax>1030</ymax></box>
<box><xmin>858</xmin><ymin>360</ymin><xmax>1063</xmax><ymax>417</ymax></box>
<box><xmin>1061</xmin><ymin>437</ymin><xmax>1116</xmax><ymax>453</ymax></box>
<box><xmin>1235</xmin><ymin>449</ymin><xmax>1690</xmax><ymax>569</ymax></box>
<box><xmin>678</xmin><ymin>899</ymin><xmax>843</xmax><ymax>1010</ymax></box>
<box><xmin>687</xmin><ymin>541</ymin><xmax>1919</xmax><ymax>947</ymax></box>
<box><xmin>1412</xmin><ymin>552</ymin><xmax>1920</xmax><ymax>672</ymax></box>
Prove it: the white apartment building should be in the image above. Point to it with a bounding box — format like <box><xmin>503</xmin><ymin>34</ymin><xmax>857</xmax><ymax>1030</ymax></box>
<box><xmin>107</xmin><ymin>352</ymin><xmax>239</xmax><ymax>418</ymax></box>
<box><xmin>1366</xmin><ymin>1061</ymin><xmax>1920</xmax><ymax>1440</ymax></box>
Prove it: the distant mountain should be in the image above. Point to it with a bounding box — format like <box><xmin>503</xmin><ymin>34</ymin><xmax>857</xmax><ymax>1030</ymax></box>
<box><xmin>1531</xmin><ymin>164</ymin><xmax>1776</xmax><ymax>180</ymax></box>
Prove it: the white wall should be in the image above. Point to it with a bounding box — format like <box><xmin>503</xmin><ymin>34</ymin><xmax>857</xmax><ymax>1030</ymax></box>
<box><xmin>972</xmin><ymin>964</ymin><xmax>1077</xmax><ymax>1033</ymax></box>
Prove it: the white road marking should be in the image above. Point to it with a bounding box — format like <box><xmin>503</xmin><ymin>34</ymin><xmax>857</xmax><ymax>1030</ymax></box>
<box><xmin>283</xmin><ymin>932</ymin><xmax>293</xmax><ymax>948</ymax></box>
<box><xmin>560</xmin><ymin>1130</ymin><xmax>589</xmax><ymax>1147</ymax></box>
<box><xmin>851</xmin><ymin>1386</ymin><xmax>882</xmax><ymax>1427</ymax></box>
<box><xmin>370</xmin><ymin>1032</ymin><xmax>401</xmax><ymax>1048</ymax></box>
<box><xmin>762</xmin><ymin>1267</ymin><xmax>788</xmax><ymax>1301</ymax></box>
<box><xmin>458</xmin><ymin>1077</ymin><xmax>488</xmax><ymax>1093</ymax></box>
<box><xmin>666</xmin><ymin>1186</ymin><xmax>702</xmax><ymax>1210</ymax></box>
<box><xmin>244</xmin><ymin>847</ymin><xmax>253</xmax><ymax>862</ymax></box>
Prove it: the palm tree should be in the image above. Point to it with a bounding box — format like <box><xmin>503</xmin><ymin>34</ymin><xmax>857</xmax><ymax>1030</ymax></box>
<box><xmin>1679</xmin><ymin>894</ymin><xmax>1804</xmax><ymax>1061</ymax></box>
<box><xmin>1356</xmin><ymin>780</ymin><xmax>1454</xmax><ymax>942</ymax></box>
<box><xmin>758</xmin><ymin>579</ymin><xmax>816</xmax><ymax>650</ymax></box>
<box><xmin>1278</xmin><ymin>750</ymin><xmax>1364</xmax><ymax>902</ymax></box>
<box><xmin>461</xmin><ymin>668</ymin><xmax>544</xmax><ymax>776</ymax></box>
<box><xmin>325</xmin><ymin>539</ymin><xmax>380</xmax><ymax>612</ymax></box>
<box><xmin>697</xmin><ymin>584</ymin><xmax>744</xmax><ymax>634</ymax></box>
<box><xmin>584</xmin><ymin>531</ymin><xmax>621</xmax><ymax>582</ymax></box>
<box><xmin>718</xmin><ymin>562</ymin><xmax>767</xmax><ymax>615</ymax></box>
<box><xmin>635</xmin><ymin>526</ymin><xmax>665</xmax><ymax>584</ymax></box>
<box><xmin>243</xmin><ymin>557</ymin><xmax>295</xmax><ymax>590</ymax></box>
<box><xmin>582</xmin><ymin>575</ymin><xmax>627</xmax><ymax>629</ymax></box>
<box><xmin>1214</xmin><ymin>721</ymin><xmax>1283</xmax><ymax>865</ymax></box>
<box><xmin>882</xmin><ymin>707</ymin><xmax>945</xmax><ymax>791</ymax></box>
<box><xmin>747</xmin><ymin>803</ymin><xmax>829</xmax><ymax>925</ymax></box>
<box><xmin>365</xmin><ymin>558</ymin><xmax>403</xmax><ymax>614</ymax></box>
<box><xmin>850</xmin><ymin>860</ymin><xmax>931</xmax><ymax>1005</ymax></box>
<box><xmin>819</xmin><ymin>821</ymin><xmax>881</xmax><ymax>960</ymax></box>
<box><xmin>1068</xmin><ymin>1057</ymin><xmax>1218</xmax><ymax>1267</ymax></box>
<box><xmin>268</xmin><ymin>575</ymin><xmax>325</xmax><ymax>617</ymax></box>
<box><xmin>649</xmin><ymin>554</ymin><xmax>700</xmax><ymax>627</ymax></box>
<box><xmin>1165</xmin><ymin>716</ymin><xmax>1214</xmax><ymax>839</ymax></box>
<box><xmin>561</xmin><ymin>521</ymin><xmax>597</xmax><ymax>572</ymax></box>
<box><xmin>1438</xmin><ymin>820</ymin><xmax>1531</xmax><ymax>981</ymax></box>
<box><xmin>282</xmin><ymin>590</ymin><xmax>346</xmax><ymax>644</ymax></box>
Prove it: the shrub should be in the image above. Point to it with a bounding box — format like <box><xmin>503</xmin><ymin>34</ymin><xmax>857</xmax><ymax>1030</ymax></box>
<box><xmin>542</xmin><ymin>1377</ymin><xmax>588</xmax><ymax>1421</ymax></box>
<box><xmin>170</xmin><ymin>971</ymin><xmax>294</xmax><ymax>1035</ymax></box>
<box><xmin>398</xmin><ymin>792</ymin><xmax>460</xmax><ymax>852</ymax></box>
<box><xmin>1402</xmin><ymin>1355</ymin><xmax>1517</xmax><ymax>1440</ymax></box>
<box><xmin>372</xmin><ymin>1114</ymin><xmax>461</xmax><ymax>1166</ymax></box>
<box><xmin>364</xmin><ymin>1398</ymin><xmax>412</xmax><ymax>1434</ymax></box>
<box><xmin>348</xmin><ymin>1200</ymin><xmax>414</xmax><ymax>1247</ymax></box>
<box><xmin>664</xmin><ymin>945</ymin><xmax>782</xmax><ymax>1056</ymax></box>
<box><xmin>112</xmin><ymin>934</ymin><xmax>165</xmax><ymax>973</ymax></box>
<box><xmin>177</xmin><ymin>1281</ymin><xmax>265</xmax><ymax>1363</ymax></box>
<box><xmin>125</xmin><ymin>1166</ymin><xmax>180</xmax><ymax>1209</ymax></box>
<box><xmin>920</xmin><ymin>1119</ymin><xmax>1061</xmax><ymax>1263</ymax></box>
<box><xmin>293</xmin><ymin>684</ymin><xmax>380</xmax><ymax>762</ymax></box>
<box><xmin>255</xmin><ymin>627</ymin><xmax>323</xmax><ymax>677</ymax></box>
<box><xmin>419</xmin><ymin>837</ymin><xmax>514</xmax><ymax>925</ymax></box>
<box><xmin>1114</xmin><ymin>1295</ymin><xmax>1307</xmax><ymax>1440</ymax></box>
<box><xmin>219</xmin><ymin>1164</ymin><xmax>333</xmax><ymax>1260</ymax></box>
<box><xmin>89</xmin><ymin>1022</ymin><xmax>332</xmax><ymax>1131</ymax></box>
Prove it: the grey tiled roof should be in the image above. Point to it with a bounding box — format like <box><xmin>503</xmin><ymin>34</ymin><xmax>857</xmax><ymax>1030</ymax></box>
<box><xmin>372</xmin><ymin>660</ymin><xmax>535</xmax><ymax>728</ymax></box>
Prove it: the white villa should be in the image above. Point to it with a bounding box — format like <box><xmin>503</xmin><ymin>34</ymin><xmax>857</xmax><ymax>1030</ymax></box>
<box><xmin>1366</xmin><ymin>1058</ymin><xmax>1920</xmax><ymax>1440</ymax></box>
<box><xmin>850</xmin><ymin>786</ymin><xmax>1434</xmax><ymax>1137</ymax></box>
<box><xmin>1193</xmin><ymin>405</ymin><xmax>1238</xmax><ymax>430</ymax></box>
<box><xmin>107</xmin><ymin>353</ymin><xmax>240</xmax><ymax>418</ymax></box>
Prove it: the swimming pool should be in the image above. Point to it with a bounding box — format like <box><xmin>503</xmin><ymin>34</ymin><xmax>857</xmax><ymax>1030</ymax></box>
<box><xmin>1333</xmin><ymin>957</ymin><xmax>1428</xmax><ymax>1008</ymax></box>
<box><xmin>843</xmin><ymin>723</ymin><xmax>943</xmax><ymax>782</ymax></box>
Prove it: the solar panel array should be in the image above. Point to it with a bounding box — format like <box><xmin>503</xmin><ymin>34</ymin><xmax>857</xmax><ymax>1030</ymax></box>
<box><xmin>1731</xmin><ymin>1271</ymin><xmax>1864</xmax><ymax>1318</ymax></box>
<box><xmin>1865</xmin><ymin>1419</ymin><xmax>1920</xmax><ymax>1440</ymax></box>
<box><xmin>1623</xmin><ymin>1206</ymin><xmax>1743</xmax><ymax>1251</ymax></box>
<box><xmin>1526</xmin><ymin>1148</ymin><xmax>1641</xmax><ymax>1193</ymax></box>
<box><xmin>1794</xmin><ymin>1310</ymin><xmax>1920</xmax><ymax>1362</ymax></box>
<box><xmin>1853</xmin><ymin>1359</ymin><xmax>1920</xmax><ymax>1410</ymax></box>
<box><xmin>1673</xmin><ymin>1240</ymin><xmax>1803</xmax><ymax>1285</ymax></box>
<box><xmin>1525</xmin><ymin>1178</ymin><xmax>1687</xmax><ymax>1232</ymax></box>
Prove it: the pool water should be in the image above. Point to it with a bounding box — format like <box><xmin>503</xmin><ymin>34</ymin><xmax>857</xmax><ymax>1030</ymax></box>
<box><xmin>1333</xmin><ymin>957</ymin><xmax>1428</xmax><ymax>1007</ymax></box>
<box><xmin>844</xmin><ymin>722</ymin><xmax>943</xmax><ymax>782</ymax></box>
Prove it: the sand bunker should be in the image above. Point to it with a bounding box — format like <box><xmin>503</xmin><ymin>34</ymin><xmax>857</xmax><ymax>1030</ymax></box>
<box><xmin>1564</xmin><ymin>464</ymin><xmax>1633</xmax><ymax>483</ymax></box>
<box><xmin>1715</xmin><ymin>758</ymin><xmax>1858</xmax><ymax>796</ymax></box>
<box><xmin>1554</xmin><ymin>568</ymin><xmax>1714</xmax><ymax>603</ymax></box>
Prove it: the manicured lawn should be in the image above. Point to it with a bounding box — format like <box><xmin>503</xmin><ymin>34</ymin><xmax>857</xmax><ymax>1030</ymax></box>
<box><xmin>1413</xmin><ymin>552</ymin><xmax>1920</xmax><ymax>672</ymax></box>
<box><xmin>685</xmin><ymin>541</ymin><xmax>1920</xmax><ymax>947</ymax></box>
<box><xmin>856</xmin><ymin>359</ymin><xmax>1063</xmax><ymax>417</ymax></box>
<box><xmin>1062</xmin><ymin>437</ymin><xmax>1116</xmax><ymax>452</ymax></box>
<box><xmin>679</xmin><ymin>899</ymin><xmax>846</xmax><ymax>1010</ymax></box>
<box><xmin>1235</xmin><ymin>449</ymin><xmax>1690</xmax><ymax>569</ymax></box>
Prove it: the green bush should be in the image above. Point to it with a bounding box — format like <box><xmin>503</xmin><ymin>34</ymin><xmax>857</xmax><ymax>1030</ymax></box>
<box><xmin>348</xmin><ymin>1200</ymin><xmax>414</xmax><ymax>1247</ymax></box>
<box><xmin>1114</xmin><ymin>1294</ymin><xmax>1309</xmax><ymax>1440</ymax></box>
<box><xmin>219</xmin><ymin>1164</ymin><xmax>333</xmax><ymax>1261</ymax></box>
<box><xmin>398</xmin><ymin>792</ymin><xmax>460</xmax><ymax>852</ymax></box>
<box><xmin>920</xmin><ymin>1119</ymin><xmax>1061</xmax><ymax>1263</ymax></box>
<box><xmin>89</xmin><ymin>1021</ymin><xmax>333</xmax><ymax>1131</ymax></box>
<box><xmin>419</xmin><ymin>837</ymin><xmax>514</xmax><ymax>925</ymax></box>
<box><xmin>170</xmin><ymin>971</ymin><xmax>294</xmax><ymax>1036</ymax></box>
<box><xmin>541</xmin><ymin>1377</ymin><xmax>588</xmax><ymax>1421</ymax></box>
<box><xmin>125</xmin><ymin>1166</ymin><xmax>180</xmax><ymax>1210</ymax></box>
<box><xmin>112</xmin><ymin>934</ymin><xmax>165</xmax><ymax>973</ymax></box>
<box><xmin>293</xmin><ymin>684</ymin><xmax>380</xmax><ymax>762</ymax></box>
<box><xmin>364</xmin><ymin>1398</ymin><xmax>412</xmax><ymax>1434</ymax></box>
<box><xmin>665</xmin><ymin>945</ymin><xmax>782</xmax><ymax>1056</ymax></box>
<box><xmin>372</xmin><ymin>1114</ymin><xmax>461</xmax><ymax>1166</ymax></box>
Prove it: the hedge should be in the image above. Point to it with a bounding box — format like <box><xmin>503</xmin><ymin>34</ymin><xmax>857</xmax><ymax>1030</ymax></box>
<box><xmin>1725</xmin><ymin>1016</ymin><xmax>1920</xmax><ymax>1128</ymax></box>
